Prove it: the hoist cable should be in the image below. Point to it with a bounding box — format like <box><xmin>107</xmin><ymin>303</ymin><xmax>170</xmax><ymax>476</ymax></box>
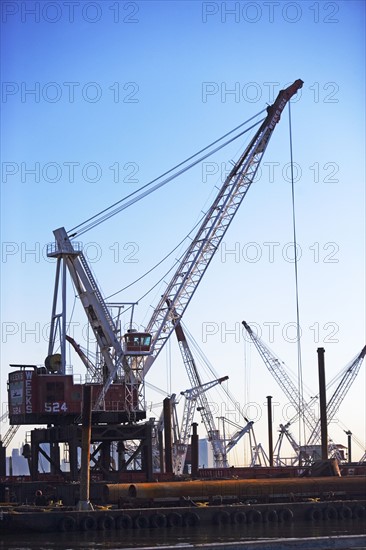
<box><xmin>105</xmin><ymin>213</ymin><xmax>205</xmax><ymax>300</ymax></box>
<box><xmin>72</xmin><ymin>120</ymin><xmax>264</xmax><ymax>237</ymax></box>
<box><xmin>68</xmin><ymin>112</ymin><xmax>266</xmax><ymax>237</ymax></box>
<box><xmin>288</xmin><ymin>102</ymin><xmax>305</xmax><ymax>450</ymax></box>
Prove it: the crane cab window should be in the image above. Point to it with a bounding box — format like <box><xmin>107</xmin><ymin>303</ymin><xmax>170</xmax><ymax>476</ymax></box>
<box><xmin>124</xmin><ymin>332</ymin><xmax>152</xmax><ymax>354</ymax></box>
<box><xmin>46</xmin><ymin>381</ymin><xmax>64</xmax><ymax>402</ymax></box>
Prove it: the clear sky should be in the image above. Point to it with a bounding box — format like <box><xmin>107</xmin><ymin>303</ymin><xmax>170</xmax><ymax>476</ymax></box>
<box><xmin>1</xmin><ymin>0</ymin><xmax>365</xmax><ymax>463</ymax></box>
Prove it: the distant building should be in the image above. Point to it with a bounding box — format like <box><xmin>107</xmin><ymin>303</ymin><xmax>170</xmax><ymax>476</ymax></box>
<box><xmin>199</xmin><ymin>438</ymin><xmax>214</xmax><ymax>469</ymax></box>
<box><xmin>7</xmin><ymin>448</ymin><xmax>29</xmax><ymax>476</ymax></box>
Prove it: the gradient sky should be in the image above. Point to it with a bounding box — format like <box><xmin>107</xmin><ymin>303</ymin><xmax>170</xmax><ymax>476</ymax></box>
<box><xmin>1</xmin><ymin>0</ymin><xmax>365</xmax><ymax>463</ymax></box>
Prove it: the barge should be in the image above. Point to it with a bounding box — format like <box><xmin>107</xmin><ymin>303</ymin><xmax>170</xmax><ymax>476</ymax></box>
<box><xmin>1</xmin><ymin>497</ymin><xmax>365</xmax><ymax>534</ymax></box>
<box><xmin>1</xmin><ymin>473</ymin><xmax>365</xmax><ymax>534</ymax></box>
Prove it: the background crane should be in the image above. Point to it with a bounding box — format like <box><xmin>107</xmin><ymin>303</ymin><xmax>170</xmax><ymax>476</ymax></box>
<box><xmin>242</xmin><ymin>321</ymin><xmax>317</xmax><ymax>433</ymax></box>
<box><xmin>307</xmin><ymin>345</ymin><xmax>366</xmax><ymax>445</ymax></box>
<box><xmin>0</xmin><ymin>411</ymin><xmax>20</xmax><ymax>451</ymax></box>
<box><xmin>172</xmin><ymin>377</ymin><xmax>228</xmax><ymax>476</ymax></box>
<box><xmin>243</xmin><ymin>321</ymin><xmax>366</xmax><ymax>463</ymax></box>
<box><xmin>168</xmin><ymin>302</ymin><xmax>229</xmax><ymax>469</ymax></box>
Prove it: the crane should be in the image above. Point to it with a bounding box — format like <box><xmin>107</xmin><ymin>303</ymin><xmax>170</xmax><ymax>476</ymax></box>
<box><xmin>273</xmin><ymin>424</ymin><xmax>301</xmax><ymax>466</ymax></box>
<box><xmin>172</xmin><ymin>377</ymin><xmax>229</xmax><ymax>476</ymax></box>
<box><xmin>218</xmin><ymin>417</ymin><xmax>260</xmax><ymax>466</ymax></box>
<box><xmin>1</xmin><ymin>426</ymin><xmax>20</xmax><ymax>448</ymax></box>
<box><xmin>243</xmin><ymin>321</ymin><xmax>365</xmax><ymax>461</ymax></box>
<box><xmin>0</xmin><ymin>411</ymin><xmax>20</xmax><ymax>455</ymax></box>
<box><xmin>8</xmin><ymin>80</ymin><xmax>303</xmax><ymax>428</ymax></box>
<box><xmin>242</xmin><ymin>321</ymin><xmax>317</xmax><ymax>434</ymax></box>
<box><xmin>224</xmin><ymin>418</ymin><xmax>255</xmax><ymax>454</ymax></box>
<box><xmin>173</xmin><ymin>322</ymin><xmax>259</xmax><ymax>465</ymax></box>
<box><xmin>277</xmin><ymin>345</ymin><xmax>366</xmax><ymax>451</ymax></box>
<box><xmin>65</xmin><ymin>335</ymin><xmax>100</xmax><ymax>380</ymax></box>
<box><xmin>155</xmin><ymin>309</ymin><xmax>258</xmax><ymax>471</ymax></box>
<box><xmin>306</xmin><ymin>345</ymin><xmax>366</xmax><ymax>445</ymax></box>
<box><xmin>167</xmin><ymin>300</ymin><xmax>229</xmax><ymax>468</ymax></box>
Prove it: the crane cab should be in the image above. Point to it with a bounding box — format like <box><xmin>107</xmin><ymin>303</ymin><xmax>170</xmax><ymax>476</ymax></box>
<box><xmin>123</xmin><ymin>330</ymin><xmax>152</xmax><ymax>355</ymax></box>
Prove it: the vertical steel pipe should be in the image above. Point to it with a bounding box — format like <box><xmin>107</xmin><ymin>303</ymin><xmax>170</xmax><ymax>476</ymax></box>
<box><xmin>317</xmin><ymin>347</ymin><xmax>328</xmax><ymax>460</ymax></box>
<box><xmin>0</xmin><ymin>442</ymin><xmax>6</xmax><ymax>477</ymax></box>
<box><xmin>78</xmin><ymin>385</ymin><xmax>92</xmax><ymax>509</ymax></box>
<box><xmin>345</xmin><ymin>430</ymin><xmax>352</xmax><ymax>463</ymax></box>
<box><xmin>163</xmin><ymin>397</ymin><xmax>173</xmax><ymax>474</ymax></box>
<box><xmin>267</xmin><ymin>395</ymin><xmax>274</xmax><ymax>467</ymax></box>
<box><xmin>50</xmin><ymin>442</ymin><xmax>60</xmax><ymax>475</ymax></box>
<box><xmin>191</xmin><ymin>422</ymin><xmax>199</xmax><ymax>478</ymax></box>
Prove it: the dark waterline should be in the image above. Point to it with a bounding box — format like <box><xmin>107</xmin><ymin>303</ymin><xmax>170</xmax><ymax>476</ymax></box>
<box><xmin>1</xmin><ymin>519</ymin><xmax>365</xmax><ymax>549</ymax></box>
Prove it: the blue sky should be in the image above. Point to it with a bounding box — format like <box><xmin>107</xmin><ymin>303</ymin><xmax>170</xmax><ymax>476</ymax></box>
<box><xmin>1</xmin><ymin>1</ymin><xmax>365</xmax><ymax>463</ymax></box>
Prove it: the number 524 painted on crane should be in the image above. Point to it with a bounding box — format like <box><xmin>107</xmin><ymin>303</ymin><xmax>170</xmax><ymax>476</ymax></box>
<box><xmin>44</xmin><ymin>402</ymin><xmax>68</xmax><ymax>413</ymax></box>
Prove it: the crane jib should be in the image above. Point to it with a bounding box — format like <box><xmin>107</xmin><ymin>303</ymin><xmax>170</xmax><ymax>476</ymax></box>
<box><xmin>268</xmin><ymin>98</ymin><xmax>287</xmax><ymax>130</ymax></box>
<box><xmin>142</xmin><ymin>79</ymin><xmax>303</xmax><ymax>377</ymax></box>
<box><xmin>41</xmin><ymin>79</ymin><xmax>303</xmax><ymax>418</ymax></box>
<box><xmin>267</xmin><ymin>80</ymin><xmax>303</xmax><ymax>130</ymax></box>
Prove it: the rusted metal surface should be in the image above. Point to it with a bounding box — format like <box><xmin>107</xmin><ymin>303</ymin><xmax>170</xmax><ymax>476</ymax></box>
<box><xmin>104</xmin><ymin>476</ymin><xmax>366</xmax><ymax>503</ymax></box>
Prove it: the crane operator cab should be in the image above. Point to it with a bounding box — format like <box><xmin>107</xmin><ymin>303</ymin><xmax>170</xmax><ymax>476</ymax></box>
<box><xmin>123</xmin><ymin>329</ymin><xmax>152</xmax><ymax>355</ymax></box>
